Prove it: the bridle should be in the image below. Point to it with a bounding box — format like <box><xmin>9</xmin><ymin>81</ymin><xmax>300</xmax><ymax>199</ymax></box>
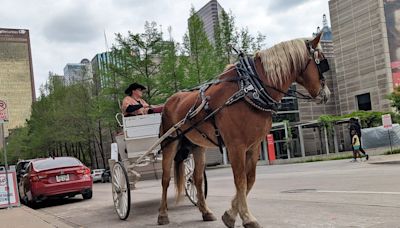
<box><xmin>239</xmin><ymin>40</ymin><xmax>330</xmax><ymax>105</ymax></box>
<box><xmin>302</xmin><ymin>41</ymin><xmax>330</xmax><ymax>86</ymax></box>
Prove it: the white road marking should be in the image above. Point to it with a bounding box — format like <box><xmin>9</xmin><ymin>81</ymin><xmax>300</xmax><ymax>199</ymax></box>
<box><xmin>316</xmin><ymin>190</ymin><xmax>400</xmax><ymax>195</ymax></box>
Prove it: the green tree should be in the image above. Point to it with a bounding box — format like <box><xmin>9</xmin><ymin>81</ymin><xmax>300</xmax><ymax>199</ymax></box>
<box><xmin>111</xmin><ymin>21</ymin><xmax>163</xmax><ymax>103</ymax></box>
<box><xmin>236</xmin><ymin>27</ymin><xmax>266</xmax><ymax>54</ymax></box>
<box><xmin>388</xmin><ymin>87</ymin><xmax>400</xmax><ymax>112</ymax></box>
<box><xmin>214</xmin><ymin>10</ymin><xmax>266</xmax><ymax>67</ymax></box>
<box><xmin>214</xmin><ymin>10</ymin><xmax>237</xmax><ymax>68</ymax></box>
<box><xmin>157</xmin><ymin>27</ymin><xmax>186</xmax><ymax>102</ymax></box>
<box><xmin>184</xmin><ymin>7</ymin><xmax>220</xmax><ymax>87</ymax></box>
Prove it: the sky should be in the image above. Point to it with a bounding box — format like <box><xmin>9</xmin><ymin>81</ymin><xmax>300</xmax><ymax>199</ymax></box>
<box><xmin>0</xmin><ymin>0</ymin><xmax>330</xmax><ymax>94</ymax></box>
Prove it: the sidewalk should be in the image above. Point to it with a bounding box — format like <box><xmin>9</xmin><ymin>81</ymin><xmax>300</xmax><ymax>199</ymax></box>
<box><xmin>0</xmin><ymin>205</ymin><xmax>74</xmax><ymax>228</ymax></box>
<box><xmin>207</xmin><ymin>146</ymin><xmax>400</xmax><ymax>169</ymax></box>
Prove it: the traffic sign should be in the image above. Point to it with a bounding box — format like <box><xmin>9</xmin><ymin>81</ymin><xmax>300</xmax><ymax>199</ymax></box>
<box><xmin>382</xmin><ymin>114</ymin><xmax>392</xmax><ymax>129</ymax></box>
<box><xmin>0</xmin><ymin>100</ymin><xmax>8</xmax><ymax>123</ymax></box>
<box><xmin>0</xmin><ymin>171</ymin><xmax>20</xmax><ymax>208</ymax></box>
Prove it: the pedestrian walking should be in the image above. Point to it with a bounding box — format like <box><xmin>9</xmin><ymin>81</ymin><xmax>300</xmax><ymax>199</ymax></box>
<box><xmin>351</xmin><ymin>130</ymin><xmax>361</xmax><ymax>162</ymax></box>
<box><xmin>349</xmin><ymin>118</ymin><xmax>369</xmax><ymax>160</ymax></box>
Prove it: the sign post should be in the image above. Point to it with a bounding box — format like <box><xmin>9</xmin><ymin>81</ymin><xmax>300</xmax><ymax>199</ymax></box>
<box><xmin>382</xmin><ymin>114</ymin><xmax>393</xmax><ymax>154</ymax></box>
<box><xmin>0</xmin><ymin>99</ymin><xmax>10</xmax><ymax>208</ymax></box>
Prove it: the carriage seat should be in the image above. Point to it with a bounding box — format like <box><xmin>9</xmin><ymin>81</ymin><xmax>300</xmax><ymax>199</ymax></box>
<box><xmin>123</xmin><ymin>113</ymin><xmax>161</xmax><ymax>140</ymax></box>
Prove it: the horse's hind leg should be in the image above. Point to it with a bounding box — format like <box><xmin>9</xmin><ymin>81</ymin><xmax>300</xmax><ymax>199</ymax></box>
<box><xmin>157</xmin><ymin>139</ymin><xmax>179</xmax><ymax>225</ymax></box>
<box><xmin>192</xmin><ymin>147</ymin><xmax>217</xmax><ymax>222</ymax></box>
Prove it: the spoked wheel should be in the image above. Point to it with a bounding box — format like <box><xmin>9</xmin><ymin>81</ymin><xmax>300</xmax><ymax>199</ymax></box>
<box><xmin>184</xmin><ymin>154</ymin><xmax>208</xmax><ymax>206</ymax></box>
<box><xmin>112</xmin><ymin>161</ymin><xmax>131</xmax><ymax>220</ymax></box>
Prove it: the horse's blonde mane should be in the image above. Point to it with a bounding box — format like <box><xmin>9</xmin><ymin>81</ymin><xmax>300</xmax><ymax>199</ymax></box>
<box><xmin>257</xmin><ymin>38</ymin><xmax>314</xmax><ymax>87</ymax></box>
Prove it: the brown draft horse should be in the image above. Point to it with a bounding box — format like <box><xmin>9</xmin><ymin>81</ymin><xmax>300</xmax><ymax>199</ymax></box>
<box><xmin>157</xmin><ymin>33</ymin><xmax>330</xmax><ymax>228</ymax></box>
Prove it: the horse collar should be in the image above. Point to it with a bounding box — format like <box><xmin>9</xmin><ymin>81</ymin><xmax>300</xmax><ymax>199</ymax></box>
<box><xmin>235</xmin><ymin>56</ymin><xmax>280</xmax><ymax>113</ymax></box>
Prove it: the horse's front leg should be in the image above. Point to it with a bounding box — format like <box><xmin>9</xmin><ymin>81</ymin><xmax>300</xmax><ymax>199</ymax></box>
<box><xmin>157</xmin><ymin>140</ymin><xmax>179</xmax><ymax>225</ymax></box>
<box><xmin>246</xmin><ymin>144</ymin><xmax>261</xmax><ymax>194</ymax></box>
<box><xmin>222</xmin><ymin>146</ymin><xmax>261</xmax><ymax>228</ymax></box>
<box><xmin>192</xmin><ymin>147</ymin><xmax>217</xmax><ymax>222</ymax></box>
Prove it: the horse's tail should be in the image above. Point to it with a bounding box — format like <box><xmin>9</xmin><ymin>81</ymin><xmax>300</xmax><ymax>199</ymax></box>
<box><xmin>174</xmin><ymin>137</ymin><xmax>191</xmax><ymax>203</ymax></box>
<box><xmin>174</xmin><ymin>157</ymin><xmax>185</xmax><ymax>203</ymax></box>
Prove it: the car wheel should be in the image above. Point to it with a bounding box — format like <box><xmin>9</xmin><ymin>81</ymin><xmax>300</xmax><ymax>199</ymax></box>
<box><xmin>21</xmin><ymin>195</ymin><xmax>29</xmax><ymax>205</ymax></box>
<box><xmin>82</xmin><ymin>189</ymin><xmax>93</xmax><ymax>199</ymax></box>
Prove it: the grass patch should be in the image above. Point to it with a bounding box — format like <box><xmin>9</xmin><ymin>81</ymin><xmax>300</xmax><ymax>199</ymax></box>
<box><xmin>304</xmin><ymin>154</ymin><xmax>354</xmax><ymax>163</ymax></box>
<box><xmin>330</xmin><ymin>154</ymin><xmax>354</xmax><ymax>160</ymax></box>
<box><xmin>384</xmin><ymin>149</ymin><xmax>400</xmax><ymax>155</ymax></box>
<box><xmin>304</xmin><ymin>158</ymin><xmax>325</xmax><ymax>163</ymax></box>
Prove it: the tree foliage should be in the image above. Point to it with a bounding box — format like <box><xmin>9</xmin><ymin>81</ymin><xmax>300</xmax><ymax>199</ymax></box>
<box><xmin>319</xmin><ymin>111</ymin><xmax>398</xmax><ymax>129</ymax></box>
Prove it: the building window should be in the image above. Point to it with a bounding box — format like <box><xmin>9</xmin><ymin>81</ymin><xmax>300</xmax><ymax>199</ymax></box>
<box><xmin>273</xmin><ymin>112</ymin><xmax>300</xmax><ymax>122</ymax></box>
<box><xmin>356</xmin><ymin>93</ymin><xmax>371</xmax><ymax>111</ymax></box>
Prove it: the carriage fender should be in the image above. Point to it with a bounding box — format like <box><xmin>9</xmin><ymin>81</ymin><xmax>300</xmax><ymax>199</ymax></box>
<box><xmin>111</xmin><ymin>143</ymin><xmax>118</xmax><ymax>160</ymax></box>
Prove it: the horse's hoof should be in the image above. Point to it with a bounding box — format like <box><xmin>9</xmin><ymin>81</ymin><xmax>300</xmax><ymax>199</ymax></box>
<box><xmin>243</xmin><ymin>221</ymin><xmax>262</xmax><ymax>228</ymax></box>
<box><xmin>202</xmin><ymin>212</ymin><xmax>217</xmax><ymax>221</ymax></box>
<box><xmin>157</xmin><ymin>215</ymin><xmax>170</xmax><ymax>225</ymax></box>
<box><xmin>222</xmin><ymin>211</ymin><xmax>235</xmax><ymax>228</ymax></box>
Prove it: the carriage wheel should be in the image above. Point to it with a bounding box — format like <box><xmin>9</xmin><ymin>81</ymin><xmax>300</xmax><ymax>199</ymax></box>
<box><xmin>184</xmin><ymin>155</ymin><xmax>208</xmax><ymax>206</ymax></box>
<box><xmin>112</xmin><ymin>161</ymin><xmax>131</xmax><ymax>220</ymax></box>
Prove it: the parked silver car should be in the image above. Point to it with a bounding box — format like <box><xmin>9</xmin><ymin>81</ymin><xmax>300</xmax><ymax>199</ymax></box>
<box><xmin>91</xmin><ymin>169</ymin><xmax>105</xmax><ymax>182</ymax></box>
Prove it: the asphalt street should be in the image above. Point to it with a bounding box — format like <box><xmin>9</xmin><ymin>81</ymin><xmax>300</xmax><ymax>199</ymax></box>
<box><xmin>36</xmin><ymin>155</ymin><xmax>400</xmax><ymax>228</ymax></box>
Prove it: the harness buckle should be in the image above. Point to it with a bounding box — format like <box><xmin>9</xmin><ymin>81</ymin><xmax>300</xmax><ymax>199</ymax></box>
<box><xmin>252</xmin><ymin>92</ymin><xmax>260</xmax><ymax>99</ymax></box>
<box><xmin>244</xmin><ymin>84</ymin><xmax>254</xmax><ymax>93</ymax></box>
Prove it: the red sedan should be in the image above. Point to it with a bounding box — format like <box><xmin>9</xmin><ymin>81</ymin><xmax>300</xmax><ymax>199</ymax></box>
<box><xmin>19</xmin><ymin>157</ymin><xmax>93</xmax><ymax>204</ymax></box>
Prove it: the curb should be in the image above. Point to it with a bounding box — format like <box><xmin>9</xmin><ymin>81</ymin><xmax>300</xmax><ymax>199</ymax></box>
<box><xmin>22</xmin><ymin>206</ymin><xmax>77</xmax><ymax>228</ymax></box>
<box><xmin>0</xmin><ymin>205</ymin><xmax>76</xmax><ymax>228</ymax></box>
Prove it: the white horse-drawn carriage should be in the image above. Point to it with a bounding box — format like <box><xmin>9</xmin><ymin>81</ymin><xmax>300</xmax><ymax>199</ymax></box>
<box><xmin>109</xmin><ymin>113</ymin><xmax>207</xmax><ymax>220</ymax></box>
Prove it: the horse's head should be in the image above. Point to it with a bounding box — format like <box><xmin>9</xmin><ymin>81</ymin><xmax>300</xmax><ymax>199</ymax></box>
<box><xmin>296</xmin><ymin>33</ymin><xmax>331</xmax><ymax>104</ymax></box>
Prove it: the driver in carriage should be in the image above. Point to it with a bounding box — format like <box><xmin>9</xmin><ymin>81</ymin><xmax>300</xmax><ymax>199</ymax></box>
<box><xmin>122</xmin><ymin>82</ymin><xmax>163</xmax><ymax>116</ymax></box>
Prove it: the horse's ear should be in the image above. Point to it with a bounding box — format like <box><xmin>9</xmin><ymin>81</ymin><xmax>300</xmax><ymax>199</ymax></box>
<box><xmin>310</xmin><ymin>32</ymin><xmax>323</xmax><ymax>49</ymax></box>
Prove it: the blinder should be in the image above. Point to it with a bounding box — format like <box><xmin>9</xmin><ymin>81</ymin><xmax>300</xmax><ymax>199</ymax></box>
<box><xmin>317</xmin><ymin>58</ymin><xmax>329</xmax><ymax>76</ymax></box>
<box><xmin>306</xmin><ymin>41</ymin><xmax>330</xmax><ymax>81</ymax></box>
<box><xmin>315</xmin><ymin>52</ymin><xmax>330</xmax><ymax>82</ymax></box>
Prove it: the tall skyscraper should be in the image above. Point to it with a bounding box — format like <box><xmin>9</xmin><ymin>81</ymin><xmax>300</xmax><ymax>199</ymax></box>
<box><xmin>64</xmin><ymin>58</ymin><xmax>93</xmax><ymax>85</ymax></box>
<box><xmin>195</xmin><ymin>0</ymin><xmax>224</xmax><ymax>44</ymax></box>
<box><xmin>0</xmin><ymin>28</ymin><xmax>35</xmax><ymax>139</ymax></box>
<box><xmin>329</xmin><ymin>0</ymin><xmax>395</xmax><ymax>114</ymax></box>
<box><xmin>91</xmin><ymin>52</ymin><xmax>113</xmax><ymax>94</ymax></box>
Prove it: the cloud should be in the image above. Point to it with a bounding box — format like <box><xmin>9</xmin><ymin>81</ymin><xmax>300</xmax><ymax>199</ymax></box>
<box><xmin>266</xmin><ymin>0</ymin><xmax>313</xmax><ymax>13</ymax></box>
<box><xmin>43</xmin><ymin>4</ymin><xmax>102</xmax><ymax>43</ymax></box>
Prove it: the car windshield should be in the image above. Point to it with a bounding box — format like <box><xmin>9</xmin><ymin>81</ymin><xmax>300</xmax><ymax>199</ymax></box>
<box><xmin>33</xmin><ymin>157</ymin><xmax>82</xmax><ymax>171</ymax></box>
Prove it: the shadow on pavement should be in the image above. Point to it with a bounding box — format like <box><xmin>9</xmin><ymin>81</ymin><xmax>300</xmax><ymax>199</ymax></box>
<box><xmin>370</xmin><ymin>160</ymin><xmax>400</xmax><ymax>165</ymax></box>
<box><xmin>27</xmin><ymin>197</ymin><xmax>85</xmax><ymax>209</ymax></box>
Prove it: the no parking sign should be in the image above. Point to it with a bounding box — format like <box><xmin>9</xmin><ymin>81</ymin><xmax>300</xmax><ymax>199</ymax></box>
<box><xmin>0</xmin><ymin>171</ymin><xmax>20</xmax><ymax>208</ymax></box>
<box><xmin>382</xmin><ymin>114</ymin><xmax>392</xmax><ymax>129</ymax></box>
<box><xmin>0</xmin><ymin>100</ymin><xmax>8</xmax><ymax>123</ymax></box>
